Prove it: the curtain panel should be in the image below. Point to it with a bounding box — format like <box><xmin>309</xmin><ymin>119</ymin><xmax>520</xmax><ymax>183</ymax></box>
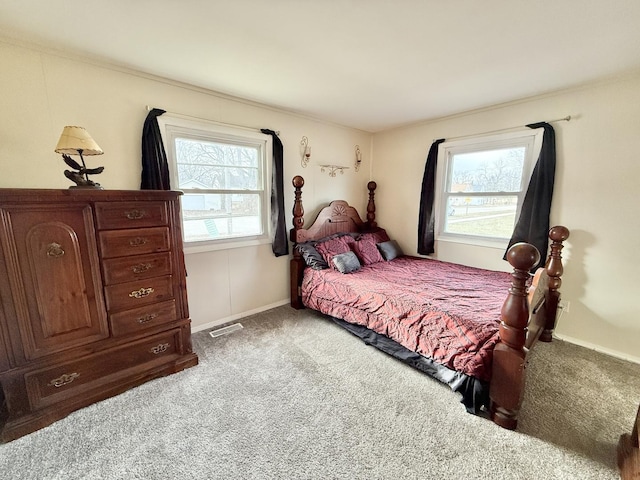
<box><xmin>140</xmin><ymin>108</ymin><xmax>170</xmax><ymax>190</ymax></box>
<box><xmin>504</xmin><ymin>122</ymin><xmax>556</xmax><ymax>270</ymax></box>
<box><xmin>417</xmin><ymin>139</ymin><xmax>446</xmax><ymax>255</ymax></box>
<box><xmin>261</xmin><ymin>129</ymin><xmax>288</xmax><ymax>257</ymax></box>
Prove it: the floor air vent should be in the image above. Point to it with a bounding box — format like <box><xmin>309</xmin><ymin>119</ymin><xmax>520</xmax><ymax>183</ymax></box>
<box><xmin>208</xmin><ymin>323</ymin><xmax>244</xmax><ymax>338</ymax></box>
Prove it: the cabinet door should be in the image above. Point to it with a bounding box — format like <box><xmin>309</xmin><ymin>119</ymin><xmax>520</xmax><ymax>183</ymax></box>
<box><xmin>0</xmin><ymin>203</ymin><xmax>108</xmax><ymax>360</ymax></box>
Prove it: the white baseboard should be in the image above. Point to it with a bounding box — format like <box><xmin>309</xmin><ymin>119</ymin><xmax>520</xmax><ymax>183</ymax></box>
<box><xmin>191</xmin><ymin>299</ymin><xmax>290</xmax><ymax>333</ymax></box>
<box><xmin>553</xmin><ymin>333</ymin><xmax>640</xmax><ymax>365</ymax></box>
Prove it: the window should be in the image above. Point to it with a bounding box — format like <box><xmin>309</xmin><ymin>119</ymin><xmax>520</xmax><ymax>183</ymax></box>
<box><xmin>158</xmin><ymin>116</ymin><xmax>272</xmax><ymax>251</ymax></box>
<box><xmin>436</xmin><ymin>130</ymin><xmax>542</xmax><ymax>247</ymax></box>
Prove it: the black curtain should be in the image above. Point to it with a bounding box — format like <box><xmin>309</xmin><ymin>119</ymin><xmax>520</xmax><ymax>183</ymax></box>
<box><xmin>141</xmin><ymin>108</ymin><xmax>170</xmax><ymax>190</ymax></box>
<box><xmin>417</xmin><ymin>139</ymin><xmax>446</xmax><ymax>255</ymax></box>
<box><xmin>261</xmin><ymin>129</ymin><xmax>288</xmax><ymax>257</ymax></box>
<box><xmin>504</xmin><ymin>122</ymin><xmax>556</xmax><ymax>269</ymax></box>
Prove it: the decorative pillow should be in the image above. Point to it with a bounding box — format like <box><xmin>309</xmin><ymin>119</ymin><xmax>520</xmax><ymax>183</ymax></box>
<box><xmin>353</xmin><ymin>234</ymin><xmax>384</xmax><ymax>265</ymax></box>
<box><xmin>377</xmin><ymin>240</ymin><xmax>404</xmax><ymax>261</ymax></box>
<box><xmin>332</xmin><ymin>251</ymin><xmax>362</xmax><ymax>274</ymax></box>
<box><xmin>368</xmin><ymin>228</ymin><xmax>390</xmax><ymax>243</ymax></box>
<box><xmin>296</xmin><ymin>242</ymin><xmax>329</xmax><ymax>270</ymax></box>
<box><xmin>315</xmin><ymin>235</ymin><xmax>355</xmax><ymax>267</ymax></box>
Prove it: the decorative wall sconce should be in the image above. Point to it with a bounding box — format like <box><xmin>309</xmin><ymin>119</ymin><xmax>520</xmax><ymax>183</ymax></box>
<box><xmin>320</xmin><ymin>165</ymin><xmax>349</xmax><ymax>177</ymax></box>
<box><xmin>300</xmin><ymin>136</ymin><xmax>311</xmax><ymax>168</ymax></box>
<box><xmin>54</xmin><ymin>126</ymin><xmax>105</xmax><ymax>189</ymax></box>
<box><xmin>355</xmin><ymin>145</ymin><xmax>362</xmax><ymax>172</ymax></box>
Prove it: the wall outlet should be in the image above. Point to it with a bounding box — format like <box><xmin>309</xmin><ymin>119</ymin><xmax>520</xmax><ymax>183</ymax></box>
<box><xmin>559</xmin><ymin>300</ymin><xmax>570</xmax><ymax>313</ymax></box>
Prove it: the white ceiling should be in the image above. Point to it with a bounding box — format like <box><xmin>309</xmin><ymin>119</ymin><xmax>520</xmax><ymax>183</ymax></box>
<box><xmin>2</xmin><ymin>1</ymin><xmax>640</xmax><ymax>132</ymax></box>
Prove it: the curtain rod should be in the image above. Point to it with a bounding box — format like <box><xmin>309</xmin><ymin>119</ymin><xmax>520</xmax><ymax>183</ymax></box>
<box><xmin>145</xmin><ymin>105</ymin><xmax>280</xmax><ymax>136</ymax></box>
<box><xmin>435</xmin><ymin>115</ymin><xmax>571</xmax><ymax>143</ymax></box>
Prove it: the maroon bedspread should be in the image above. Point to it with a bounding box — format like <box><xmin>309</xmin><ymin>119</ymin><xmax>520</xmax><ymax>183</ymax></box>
<box><xmin>301</xmin><ymin>256</ymin><xmax>512</xmax><ymax>381</ymax></box>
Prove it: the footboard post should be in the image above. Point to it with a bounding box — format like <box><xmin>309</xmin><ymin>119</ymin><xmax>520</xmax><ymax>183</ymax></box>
<box><xmin>290</xmin><ymin>257</ymin><xmax>305</xmax><ymax>309</ymax></box>
<box><xmin>490</xmin><ymin>243</ymin><xmax>540</xmax><ymax>430</ymax></box>
<box><xmin>290</xmin><ymin>176</ymin><xmax>305</xmax><ymax>309</ymax></box>
<box><xmin>540</xmin><ymin>226</ymin><xmax>570</xmax><ymax>342</ymax></box>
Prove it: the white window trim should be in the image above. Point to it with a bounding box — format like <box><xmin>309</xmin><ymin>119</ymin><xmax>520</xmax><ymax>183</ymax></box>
<box><xmin>156</xmin><ymin>114</ymin><xmax>273</xmax><ymax>253</ymax></box>
<box><xmin>434</xmin><ymin>129</ymin><xmax>543</xmax><ymax>249</ymax></box>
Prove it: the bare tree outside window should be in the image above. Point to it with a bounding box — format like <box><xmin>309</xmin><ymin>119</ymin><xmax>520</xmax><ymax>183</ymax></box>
<box><xmin>176</xmin><ymin>138</ymin><xmax>259</xmax><ymax>189</ymax></box>
<box><xmin>444</xmin><ymin>147</ymin><xmax>527</xmax><ymax>239</ymax></box>
<box><xmin>173</xmin><ymin>137</ymin><xmax>266</xmax><ymax>243</ymax></box>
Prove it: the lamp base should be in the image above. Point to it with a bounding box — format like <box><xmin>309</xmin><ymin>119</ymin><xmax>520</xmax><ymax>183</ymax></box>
<box><xmin>68</xmin><ymin>185</ymin><xmax>104</xmax><ymax>190</ymax></box>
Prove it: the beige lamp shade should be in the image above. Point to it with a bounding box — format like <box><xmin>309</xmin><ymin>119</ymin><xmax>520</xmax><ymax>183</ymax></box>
<box><xmin>54</xmin><ymin>126</ymin><xmax>103</xmax><ymax>156</ymax></box>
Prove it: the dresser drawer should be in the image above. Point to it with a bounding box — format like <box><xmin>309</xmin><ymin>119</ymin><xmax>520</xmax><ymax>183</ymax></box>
<box><xmin>110</xmin><ymin>300</ymin><xmax>178</xmax><ymax>337</ymax></box>
<box><xmin>104</xmin><ymin>275</ymin><xmax>174</xmax><ymax>312</ymax></box>
<box><xmin>25</xmin><ymin>328</ymin><xmax>182</xmax><ymax>409</ymax></box>
<box><xmin>102</xmin><ymin>252</ymin><xmax>172</xmax><ymax>285</ymax></box>
<box><xmin>94</xmin><ymin>201</ymin><xmax>169</xmax><ymax>230</ymax></box>
<box><xmin>99</xmin><ymin>227</ymin><xmax>170</xmax><ymax>258</ymax></box>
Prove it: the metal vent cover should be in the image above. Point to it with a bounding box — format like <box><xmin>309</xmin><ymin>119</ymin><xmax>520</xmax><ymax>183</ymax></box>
<box><xmin>208</xmin><ymin>323</ymin><xmax>244</xmax><ymax>338</ymax></box>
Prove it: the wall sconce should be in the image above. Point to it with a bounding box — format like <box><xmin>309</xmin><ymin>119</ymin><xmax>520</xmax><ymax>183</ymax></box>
<box><xmin>355</xmin><ymin>145</ymin><xmax>362</xmax><ymax>172</ymax></box>
<box><xmin>300</xmin><ymin>136</ymin><xmax>311</xmax><ymax>168</ymax></box>
<box><xmin>54</xmin><ymin>126</ymin><xmax>105</xmax><ymax>189</ymax></box>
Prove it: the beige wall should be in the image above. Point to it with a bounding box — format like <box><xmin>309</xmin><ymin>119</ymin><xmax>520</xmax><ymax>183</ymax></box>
<box><xmin>372</xmin><ymin>72</ymin><xmax>640</xmax><ymax>362</ymax></box>
<box><xmin>0</xmin><ymin>40</ymin><xmax>372</xmax><ymax>331</ymax></box>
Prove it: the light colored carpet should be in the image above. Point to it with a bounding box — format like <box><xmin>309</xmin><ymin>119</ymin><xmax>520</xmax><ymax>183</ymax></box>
<box><xmin>1</xmin><ymin>305</ymin><xmax>638</xmax><ymax>479</ymax></box>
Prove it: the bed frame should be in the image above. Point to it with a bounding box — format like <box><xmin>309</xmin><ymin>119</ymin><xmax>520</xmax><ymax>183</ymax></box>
<box><xmin>289</xmin><ymin>175</ymin><xmax>570</xmax><ymax>430</ymax></box>
<box><xmin>618</xmin><ymin>404</ymin><xmax>640</xmax><ymax>479</ymax></box>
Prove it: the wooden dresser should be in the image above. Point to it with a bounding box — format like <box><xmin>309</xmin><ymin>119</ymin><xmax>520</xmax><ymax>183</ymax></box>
<box><xmin>0</xmin><ymin>189</ymin><xmax>198</xmax><ymax>442</ymax></box>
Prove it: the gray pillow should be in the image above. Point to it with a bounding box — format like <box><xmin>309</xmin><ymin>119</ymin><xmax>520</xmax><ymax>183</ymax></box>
<box><xmin>332</xmin><ymin>251</ymin><xmax>361</xmax><ymax>274</ymax></box>
<box><xmin>377</xmin><ymin>240</ymin><xmax>403</xmax><ymax>261</ymax></box>
<box><xmin>296</xmin><ymin>242</ymin><xmax>329</xmax><ymax>270</ymax></box>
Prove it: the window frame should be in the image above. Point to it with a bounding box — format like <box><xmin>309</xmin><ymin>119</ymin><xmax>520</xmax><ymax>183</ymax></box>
<box><xmin>435</xmin><ymin>129</ymin><xmax>543</xmax><ymax>249</ymax></box>
<box><xmin>157</xmin><ymin>115</ymin><xmax>272</xmax><ymax>253</ymax></box>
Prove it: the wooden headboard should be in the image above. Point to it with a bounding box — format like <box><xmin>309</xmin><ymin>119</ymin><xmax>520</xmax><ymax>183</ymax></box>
<box><xmin>291</xmin><ymin>200</ymin><xmax>365</xmax><ymax>243</ymax></box>
<box><xmin>290</xmin><ymin>175</ymin><xmax>378</xmax><ymax>244</ymax></box>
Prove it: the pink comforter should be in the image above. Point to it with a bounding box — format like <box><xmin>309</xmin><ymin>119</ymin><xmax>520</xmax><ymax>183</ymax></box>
<box><xmin>302</xmin><ymin>256</ymin><xmax>512</xmax><ymax>381</ymax></box>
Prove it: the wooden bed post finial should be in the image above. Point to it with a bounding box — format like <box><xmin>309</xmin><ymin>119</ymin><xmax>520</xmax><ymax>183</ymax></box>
<box><xmin>490</xmin><ymin>242</ymin><xmax>540</xmax><ymax>430</ymax></box>
<box><xmin>501</xmin><ymin>243</ymin><xmax>541</xmax><ymax>349</ymax></box>
<box><xmin>292</xmin><ymin>175</ymin><xmax>305</xmax><ymax>233</ymax></box>
<box><xmin>367</xmin><ymin>181</ymin><xmax>377</xmax><ymax>229</ymax></box>
<box><xmin>547</xmin><ymin>226</ymin><xmax>570</xmax><ymax>283</ymax></box>
<box><xmin>290</xmin><ymin>175</ymin><xmax>306</xmax><ymax>309</ymax></box>
<box><xmin>540</xmin><ymin>225</ymin><xmax>570</xmax><ymax>342</ymax></box>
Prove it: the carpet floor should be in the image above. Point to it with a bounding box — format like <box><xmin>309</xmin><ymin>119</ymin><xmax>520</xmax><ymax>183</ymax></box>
<box><xmin>1</xmin><ymin>305</ymin><xmax>638</xmax><ymax>479</ymax></box>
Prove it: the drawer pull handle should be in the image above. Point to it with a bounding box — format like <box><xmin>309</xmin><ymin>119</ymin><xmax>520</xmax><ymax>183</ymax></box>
<box><xmin>129</xmin><ymin>237</ymin><xmax>148</xmax><ymax>247</ymax></box>
<box><xmin>46</xmin><ymin>242</ymin><xmax>65</xmax><ymax>258</ymax></box>
<box><xmin>129</xmin><ymin>287</ymin><xmax>155</xmax><ymax>299</ymax></box>
<box><xmin>48</xmin><ymin>372</ymin><xmax>80</xmax><ymax>388</ymax></box>
<box><xmin>125</xmin><ymin>209</ymin><xmax>146</xmax><ymax>220</ymax></box>
<box><xmin>132</xmin><ymin>263</ymin><xmax>153</xmax><ymax>274</ymax></box>
<box><xmin>137</xmin><ymin>313</ymin><xmax>158</xmax><ymax>324</ymax></box>
<box><xmin>149</xmin><ymin>343</ymin><xmax>170</xmax><ymax>354</ymax></box>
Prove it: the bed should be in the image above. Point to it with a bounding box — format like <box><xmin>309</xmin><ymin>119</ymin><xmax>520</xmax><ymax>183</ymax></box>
<box><xmin>289</xmin><ymin>175</ymin><xmax>570</xmax><ymax>430</ymax></box>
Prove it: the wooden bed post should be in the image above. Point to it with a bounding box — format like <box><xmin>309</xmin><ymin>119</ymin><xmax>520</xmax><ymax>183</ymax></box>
<box><xmin>618</xmin><ymin>404</ymin><xmax>640</xmax><ymax>479</ymax></box>
<box><xmin>490</xmin><ymin>242</ymin><xmax>540</xmax><ymax>430</ymax></box>
<box><xmin>366</xmin><ymin>181</ymin><xmax>377</xmax><ymax>229</ymax></box>
<box><xmin>290</xmin><ymin>175</ymin><xmax>306</xmax><ymax>309</ymax></box>
<box><xmin>540</xmin><ymin>226</ymin><xmax>570</xmax><ymax>342</ymax></box>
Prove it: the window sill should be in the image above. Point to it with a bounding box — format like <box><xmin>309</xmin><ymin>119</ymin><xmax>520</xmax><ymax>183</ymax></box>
<box><xmin>184</xmin><ymin>236</ymin><xmax>271</xmax><ymax>254</ymax></box>
<box><xmin>436</xmin><ymin>234</ymin><xmax>508</xmax><ymax>250</ymax></box>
